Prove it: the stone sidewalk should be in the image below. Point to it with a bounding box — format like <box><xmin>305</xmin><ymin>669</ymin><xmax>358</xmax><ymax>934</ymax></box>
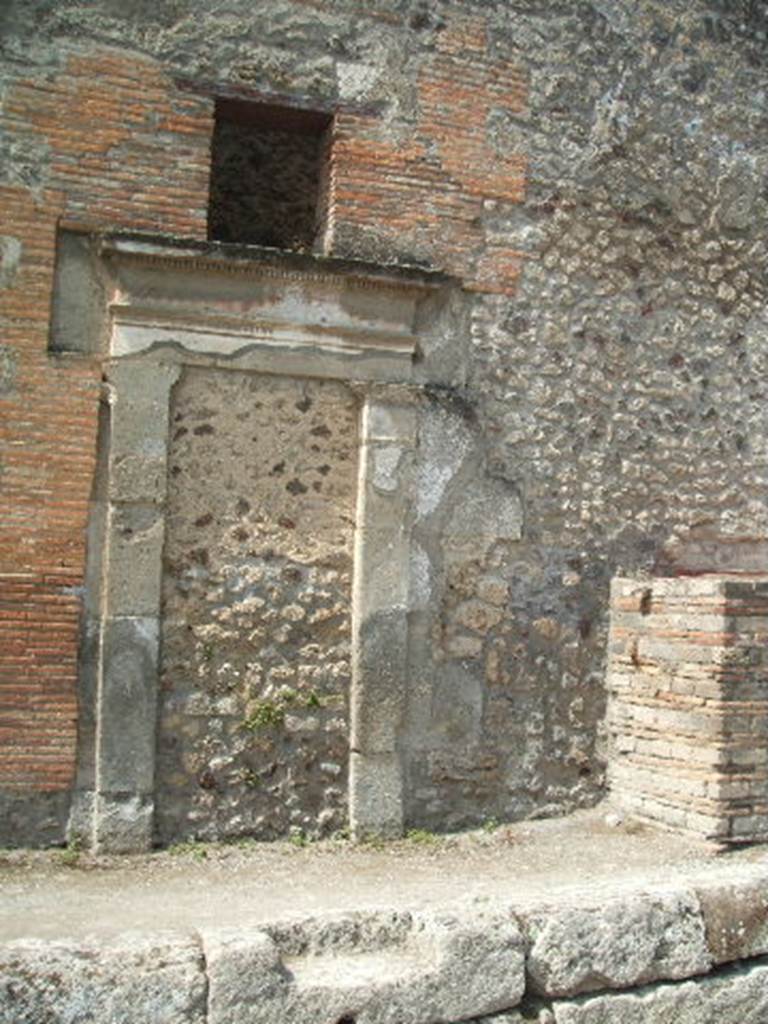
<box><xmin>2</xmin><ymin>808</ymin><xmax>768</xmax><ymax>1022</ymax></box>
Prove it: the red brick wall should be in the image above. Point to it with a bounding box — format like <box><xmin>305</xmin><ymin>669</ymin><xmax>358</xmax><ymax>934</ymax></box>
<box><xmin>0</xmin><ymin>51</ymin><xmax>213</xmax><ymax>792</ymax></box>
<box><xmin>329</xmin><ymin>14</ymin><xmax>527</xmax><ymax>293</ymax></box>
<box><xmin>0</xmin><ymin>573</ymin><xmax>81</xmax><ymax>789</ymax></box>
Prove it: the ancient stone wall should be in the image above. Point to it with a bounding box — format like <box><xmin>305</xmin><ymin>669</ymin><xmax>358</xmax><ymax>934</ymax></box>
<box><xmin>1</xmin><ymin>0</ymin><xmax>767</xmax><ymax>843</ymax></box>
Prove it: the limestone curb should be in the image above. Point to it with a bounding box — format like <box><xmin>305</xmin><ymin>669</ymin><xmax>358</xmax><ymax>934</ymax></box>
<box><xmin>519</xmin><ymin>886</ymin><xmax>712</xmax><ymax>998</ymax></box>
<box><xmin>201</xmin><ymin>905</ymin><xmax>525</xmax><ymax>1024</ymax></box>
<box><xmin>0</xmin><ymin>930</ymin><xmax>207</xmax><ymax>1024</ymax></box>
<box><xmin>477</xmin><ymin>957</ymin><xmax>768</xmax><ymax>1024</ymax></box>
<box><xmin>3</xmin><ymin>865</ymin><xmax>768</xmax><ymax>1022</ymax></box>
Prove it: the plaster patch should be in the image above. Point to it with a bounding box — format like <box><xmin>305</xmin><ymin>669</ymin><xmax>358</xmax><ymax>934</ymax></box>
<box><xmin>410</xmin><ymin>544</ymin><xmax>432</xmax><ymax>609</ymax></box>
<box><xmin>372</xmin><ymin>445</ymin><xmax>402</xmax><ymax>492</ymax></box>
<box><xmin>0</xmin><ymin>345</ymin><xmax>18</xmax><ymax>394</ymax></box>
<box><xmin>337</xmin><ymin>61</ymin><xmax>380</xmax><ymax>100</ymax></box>
<box><xmin>0</xmin><ymin>236</ymin><xmax>21</xmax><ymax>289</ymax></box>
<box><xmin>416</xmin><ymin>408</ymin><xmax>472</xmax><ymax>518</ymax></box>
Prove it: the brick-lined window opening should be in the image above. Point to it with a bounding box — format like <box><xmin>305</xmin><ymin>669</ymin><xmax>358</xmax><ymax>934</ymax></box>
<box><xmin>207</xmin><ymin>97</ymin><xmax>332</xmax><ymax>251</ymax></box>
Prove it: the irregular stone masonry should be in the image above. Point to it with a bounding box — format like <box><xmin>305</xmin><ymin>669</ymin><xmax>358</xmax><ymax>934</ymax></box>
<box><xmin>156</xmin><ymin>370</ymin><xmax>358</xmax><ymax>843</ymax></box>
<box><xmin>4</xmin><ymin>860</ymin><xmax>768</xmax><ymax>1023</ymax></box>
<box><xmin>607</xmin><ymin>575</ymin><xmax>768</xmax><ymax>843</ymax></box>
<box><xmin>0</xmin><ymin>14</ymin><xmax>526</xmax><ymax>828</ymax></box>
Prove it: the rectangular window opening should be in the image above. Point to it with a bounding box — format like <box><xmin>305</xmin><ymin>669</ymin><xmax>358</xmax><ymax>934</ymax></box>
<box><xmin>207</xmin><ymin>97</ymin><xmax>333</xmax><ymax>252</ymax></box>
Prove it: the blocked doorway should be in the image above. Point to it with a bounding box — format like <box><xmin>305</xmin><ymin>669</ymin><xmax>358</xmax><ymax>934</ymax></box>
<box><xmin>157</xmin><ymin>369</ymin><xmax>358</xmax><ymax>842</ymax></box>
<box><xmin>57</xmin><ymin>230</ymin><xmax>447</xmax><ymax>851</ymax></box>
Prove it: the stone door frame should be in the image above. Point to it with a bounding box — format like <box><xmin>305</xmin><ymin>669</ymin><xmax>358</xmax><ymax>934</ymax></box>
<box><xmin>56</xmin><ymin>230</ymin><xmax>449</xmax><ymax>852</ymax></box>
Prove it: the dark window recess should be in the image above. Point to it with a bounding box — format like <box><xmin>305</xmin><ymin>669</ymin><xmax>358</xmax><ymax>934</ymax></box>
<box><xmin>208</xmin><ymin>98</ymin><xmax>332</xmax><ymax>251</ymax></box>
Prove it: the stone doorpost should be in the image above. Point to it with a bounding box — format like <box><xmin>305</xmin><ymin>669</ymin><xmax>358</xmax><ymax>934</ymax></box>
<box><xmin>91</xmin><ymin>360</ymin><xmax>179</xmax><ymax>852</ymax></box>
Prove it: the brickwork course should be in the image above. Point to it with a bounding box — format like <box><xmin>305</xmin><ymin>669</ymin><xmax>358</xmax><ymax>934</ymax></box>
<box><xmin>1</xmin><ymin>0</ymin><xmax>767</xmax><ymax>844</ymax></box>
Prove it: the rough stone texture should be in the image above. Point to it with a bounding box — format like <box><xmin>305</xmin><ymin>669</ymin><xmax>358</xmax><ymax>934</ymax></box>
<box><xmin>402</xmin><ymin>396</ymin><xmax>603</xmax><ymax>832</ymax></box>
<box><xmin>350</xmin><ymin>392</ymin><xmax>419</xmax><ymax>838</ymax></box>
<box><xmin>0</xmin><ymin>932</ymin><xmax>207</xmax><ymax>1024</ymax></box>
<box><xmin>606</xmin><ymin>575</ymin><xmax>768</xmax><ymax>842</ymax></box>
<box><xmin>203</xmin><ymin>905</ymin><xmax>525</xmax><ymax>1024</ymax></box>
<box><xmin>696</xmin><ymin>869</ymin><xmax>768</xmax><ymax>964</ymax></box>
<box><xmin>156</xmin><ymin>369</ymin><xmax>358</xmax><ymax>842</ymax></box>
<box><xmin>479</xmin><ymin>961</ymin><xmax>768</xmax><ymax>1024</ymax></box>
<box><xmin>5</xmin><ymin>860</ymin><xmax>768</xmax><ymax>1024</ymax></box>
<box><xmin>524</xmin><ymin>889</ymin><xmax>711</xmax><ymax>997</ymax></box>
<box><xmin>550</xmin><ymin>957</ymin><xmax>768</xmax><ymax>1024</ymax></box>
<box><xmin>0</xmin><ymin>791</ymin><xmax>71</xmax><ymax>849</ymax></box>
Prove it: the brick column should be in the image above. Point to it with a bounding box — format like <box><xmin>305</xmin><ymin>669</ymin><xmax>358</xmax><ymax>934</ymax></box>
<box><xmin>607</xmin><ymin>575</ymin><xmax>768</xmax><ymax>843</ymax></box>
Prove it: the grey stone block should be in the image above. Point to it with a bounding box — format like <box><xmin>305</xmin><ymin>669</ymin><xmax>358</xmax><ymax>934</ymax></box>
<box><xmin>93</xmin><ymin>792</ymin><xmax>155</xmax><ymax>854</ymax></box>
<box><xmin>105</xmin><ymin>505</ymin><xmax>165</xmax><ymax>617</ymax></box>
<box><xmin>0</xmin><ymin>791</ymin><xmax>69</xmax><ymax>849</ymax></box>
<box><xmin>349</xmin><ymin>750</ymin><xmax>403</xmax><ymax>839</ymax></box>
<box><xmin>106</xmin><ymin>361</ymin><xmax>179</xmax><ymax>458</ymax></box>
<box><xmin>49</xmin><ymin>230</ymin><xmax>106</xmax><ymax>354</ymax></box>
<box><xmin>204</xmin><ymin>904</ymin><xmax>525</xmax><ymax>1024</ymax></box>
<box><xmin>352</xmin><ymin>609</ymin><xmax>408</xmax><ymax>753</ymax></box>
<box><xmin>354</xmin><ymin>527</ymin><xmax>411</xmax><ymax>616</ymax></box>
<box><xmin>109</xmin><ymin>451</ymin><xmax>169</xmax><ymax>505</ymax></box>
<box><xmin>98</xmin><ymin>616</ymin><xmax>159</xmax><ymax>795</ymax></box>
<box><xmin>696</xmin><ymin>871</ymin><xmax>768</xmax><ymax>964</ymax></box>
<box><xmin>72</xmin><ymin>615</ymin><xmax>100</xmax><ymax>795</ymax></box>
<box><xmin>0</xmin><ymin>932</ymin><xmax>206</xmax><ymax>1024</ymax></box>
<box><xmin>524</xmin><ymin>889</ymin><xmax>711</xmax><ymax>997</ymax></box>
<box><xmin>551</xmin><ymin>959</ymin><xmax>768</xmax><ymax>1024</ymax></box>
<box><xmin>66</xmin><ymin>789</ymin><xmax>95</xmax><ymax>846</ymax></box>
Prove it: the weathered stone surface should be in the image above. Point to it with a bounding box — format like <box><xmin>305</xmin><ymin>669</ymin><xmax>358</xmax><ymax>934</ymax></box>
<box><xmin>0</xmin><ymin>236</ymin><xmax>22</xmax><ymax>291</ymax></box>
<box><xmin>49</xmin><ymin>229</ymin><xmax>104</xmax><ymax>355</ymax></box>
<box><xmin>204</xmin><ymin>905</ymin><xmax>525</xmax><ymax>1024</ymax></box>
<box><xmin>0</xmin><ymin>932</ymin><xmax>206</xmax><ymax>1024</ymax></box>
<box><xmin>5</xmin><ymin>0</ymin><xmax>768</xmax><ymax>844</ymax></box>
<box><xmin>0</xmin><ymin>791</ymin><xmax>69</xmax><ymax>849</ymax></box>
<box><xmin>98</xmin><ymin>616</ymin><xmax>159</xmax><ymax>797</ymax></box>
<box><xmin>696</xmin><ymin>869</ymin><xmax>768</xmax><ymax>964</ymax></box>
<box><xmin>525</xmin><ymin>890</ymin><xmax>711</xmax><ymax>997</ymax></box>
<box><xmin>551</xmin><ymin>958</ymin><xmax>768</xmax><ymax>1024</ymax></box>
<box><xmin>105</xmin><ymin>508</ymin><xmax>165</xmax><ymax>617</ymax></box>
<box><xmin>349</xmin><ymin>749</ymin><xmax>403</xmax><ymax>839</ymax></box>
<box><xmin>479</xmin><ymin>961</ymin><xmax>768</xmax><ymax>1024</ymax></box>
<box><xmin>0</xmin><ymin>343</ymin><xmax>17</xmax><ymax>395</ymax></box>
<box><xmin>93</xmin><ymin>792</ymin><xmax>155</xmax><ymax>854</ymax></box>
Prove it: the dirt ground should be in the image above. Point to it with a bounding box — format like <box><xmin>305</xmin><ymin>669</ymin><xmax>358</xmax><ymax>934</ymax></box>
<box><xmin>2</xmin><ymin>806</ymin><xmax>766</xmax><ymax>941</ymax></box>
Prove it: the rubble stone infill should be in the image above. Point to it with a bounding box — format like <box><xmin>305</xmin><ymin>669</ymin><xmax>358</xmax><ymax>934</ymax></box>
<box><xmin>3</xmin><ymin>860</ymin><xmax>768</xmax><ymax>1024</ymax></box>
